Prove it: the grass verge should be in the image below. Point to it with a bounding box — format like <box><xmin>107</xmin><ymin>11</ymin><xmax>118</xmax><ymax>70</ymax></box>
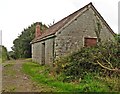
<box><xmin>22</xmin><ymin>62</ymin><xmax>118</xmax><ymax>92</ymax></box>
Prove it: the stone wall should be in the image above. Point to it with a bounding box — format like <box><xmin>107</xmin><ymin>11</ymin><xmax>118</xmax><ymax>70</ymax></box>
<box><xmin>45</xmin><ymin>38</ymin><xmax>55</xmax><ymax>65</ymax></box>
<box><xmin>32</xmin><ymin>6</ymin><xmax>114</xmax><ymax>64</ymax></box>
<box><xmin>32</xmin><ymin>37</ymin><xmax>55</xmax><ymax>65</ymax></box>
<box><xmin>55</xmin><ymin>7</ymin><xmax>114</xmax><ymax>58</ymax></box>
<box><xmin>32</xmin><ymin>42</ymin><xmax>42</xmax><ymax>64</ymax></box>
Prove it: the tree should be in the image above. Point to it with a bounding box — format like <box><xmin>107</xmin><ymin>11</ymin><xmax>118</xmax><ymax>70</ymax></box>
<box><xmin>12</xmin><ymin>22</ymin><xmax>48</xmax><ymax>59</ymax></box>
<box><xmin>0</xmin><ymin>45</ymin><xmax>9</xmax><ymax>62</ymax></box>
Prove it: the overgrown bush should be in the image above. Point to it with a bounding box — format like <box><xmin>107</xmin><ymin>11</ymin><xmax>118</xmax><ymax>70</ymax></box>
<box><xmin>0</xmin><ymin>45</ymin><xmax>9</xmax><ymax>62</ymax></box>
<box><xmin>54</xmin><ymin>40</ymin><xmax>120</xmax><ymax>82</ymax></box>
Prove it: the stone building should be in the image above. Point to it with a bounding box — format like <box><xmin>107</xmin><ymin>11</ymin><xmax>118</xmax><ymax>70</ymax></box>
<box><xmin>31</xmin><ymin>2</ymin><xmax>115</xmax><ymax>65</ymax></box>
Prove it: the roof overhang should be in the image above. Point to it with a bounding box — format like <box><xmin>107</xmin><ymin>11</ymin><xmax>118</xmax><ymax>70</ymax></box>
<box><xmin>30</xmin><ymin>34</ymin><xmax>56</xmax><ymax>44</ymax></box>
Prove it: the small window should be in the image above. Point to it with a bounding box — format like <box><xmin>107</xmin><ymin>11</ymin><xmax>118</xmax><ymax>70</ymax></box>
<box><xmin>84</xmin><ymin>37</ymin><xmax>97</xmax><ymax>47</ymax></box>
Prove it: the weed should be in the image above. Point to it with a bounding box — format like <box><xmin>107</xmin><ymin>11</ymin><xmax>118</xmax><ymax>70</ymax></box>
<box><xmin>22</xmin><ymin>62</ymin><xmax>120</xmax><ymax>92</ymax></box>
<box><xmin>4</xmin><ymin>63</ymin><xmax>14</xmax><ymax>67</ymax></box>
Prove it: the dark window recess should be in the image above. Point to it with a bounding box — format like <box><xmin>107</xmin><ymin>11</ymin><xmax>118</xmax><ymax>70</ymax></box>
<box><xmin>84</xmin><ymin>37</ymin><xmax>97</xmax><ymax>47</ymax></box>
<box><xmin>41</xmin><ymin>42</ymin><xmax>45</xmax><ymax>65</ymax></box>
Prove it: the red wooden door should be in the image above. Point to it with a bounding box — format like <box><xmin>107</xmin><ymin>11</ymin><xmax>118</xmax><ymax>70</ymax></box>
<box><xmin>84</xmin><ymin>37</ymin><xmax>97</xmax><ymax>47</ymax></box>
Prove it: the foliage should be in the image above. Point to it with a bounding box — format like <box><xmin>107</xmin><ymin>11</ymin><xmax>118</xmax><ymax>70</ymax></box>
<box><xmin>54</xmin><ymin>39</ymin><xmax>120</xmax><ymax>82</ymax></box>
<box><xmin>94</xmin><ymin>18</ymin><xmax>102</xmax><ymax>42</ymax></box>
<box><xmin>115</xmin><ymin>34</ymin><xmax>120</xmax><ymax>43</ymax></box>
<box><xmin>4</xmin><ymin>63</ymin><xmax>14</xmax><ymax>67</ymax></box>
<box><xmin>0</xmin><ymin>45</ymin><xmax>9</xmax><ymax>62</ymax></box>
<box><xmin>12</xmin><ymin>22</ymin><xmax>48</xmax><ymax>59</ymax></box>
<box><xmin>8</xmin><ymin>51</ymin><xmax>16</xmax><ymax>59</ymax></box>
<box><xmin>22</xmin><ymin>61</ymin><xmax>119</xmax><ymax>92</ymax></box>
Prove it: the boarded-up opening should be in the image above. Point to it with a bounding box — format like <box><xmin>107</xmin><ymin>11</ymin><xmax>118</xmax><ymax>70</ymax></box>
<box><xmin>41</xmin><ymin>42</ymin><xmax>45</xmax><ymax>65</ymax></box>
<box><xmin>84</xmin><ymin>37</ymin><xmax>97</xmax><ymax>47</ymax></box>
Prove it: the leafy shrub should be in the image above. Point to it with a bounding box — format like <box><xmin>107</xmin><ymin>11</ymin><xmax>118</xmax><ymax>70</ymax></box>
<box><xmin>54</xmin><ymin>40</ymin><xmax>120</xmax><ymax>82</ymax></box>
<box><xmin>23</xmin><ymin>62</ymin><xmax>114</xmax><ymax>92</ymax></box>
<box><xmin>0</xmin><ymin>45</ymin><xmax>9</xmax><ymax>62</ymax></box>
<box><xmin>115</xmin><ymin>34</ymin><xmax>120</xmax><ymax>43</ymax></box>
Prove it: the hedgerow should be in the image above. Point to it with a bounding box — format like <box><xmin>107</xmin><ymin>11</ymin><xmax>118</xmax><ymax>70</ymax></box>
<box><xmin>54</xmin><ymin>38</ymin><xmax>120</xmax><ymax>82</ymax></box>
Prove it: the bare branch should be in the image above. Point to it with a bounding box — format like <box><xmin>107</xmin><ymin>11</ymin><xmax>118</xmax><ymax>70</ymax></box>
<box><xmin>97</xmin><ymin>61</ymin><xmax>120</xmax><ymax>72</ymax></box>
<box><xmin>104</xmin><ymin>59</ymin><xmax>113</xmax><ymax>68</ymax></box>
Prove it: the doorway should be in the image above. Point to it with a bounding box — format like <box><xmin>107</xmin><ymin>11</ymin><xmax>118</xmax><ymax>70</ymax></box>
<box><xmin>41</xmin><ymin>42</ymin><xmax>45</xmax><ymax>65</ymax></box>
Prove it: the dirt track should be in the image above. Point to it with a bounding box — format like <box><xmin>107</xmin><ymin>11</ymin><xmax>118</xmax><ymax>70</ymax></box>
<box><xmin>2</xmin><ymin>59</ymin><xmax>54</xmax><ymax>92</ymax></box>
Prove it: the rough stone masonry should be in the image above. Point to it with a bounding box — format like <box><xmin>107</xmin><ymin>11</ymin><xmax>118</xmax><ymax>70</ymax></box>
<box><xmin>31</xmin><ymin>2</ymin><xmax>115</xmax><ymax>65</ymax></box>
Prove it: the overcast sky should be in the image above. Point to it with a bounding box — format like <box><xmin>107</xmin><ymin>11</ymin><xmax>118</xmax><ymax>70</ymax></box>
<box><xmin>0</xmin><ymin>0</ymin><xmax>119</xmax><ymax>51</ymax></box>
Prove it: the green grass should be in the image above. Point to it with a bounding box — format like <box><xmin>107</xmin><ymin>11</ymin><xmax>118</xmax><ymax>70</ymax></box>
<box><xmin>22</xmin><ymin>62</ymin><xmax>117</xmax><ymax>92</ymax></box>
<box><xmin>0</xmin><ymin>58</ymin><xmax>2</xmax><ymax>63</ymax></box>
<box><xmin>3</xmin><ymin>64</ymin><xmax>16</xmax><ymax>76</ymax></box>
<box><xmin>5</xmin><ymin>86</ymin><xmax>16</xmax><ymax>92</ymax></box>
<box><xmin>22</xmin><ymin>62</ymin><xmax>78</xmax><ymax>92</ymax></box>
<box><xmin>3</xmin><ymin>63</ymin><xmax>14</xmax><ymax>67</ymax></box>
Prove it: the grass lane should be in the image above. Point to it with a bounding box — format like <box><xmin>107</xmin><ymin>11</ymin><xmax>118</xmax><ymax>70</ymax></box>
<box><xmin>22</xmin><ymin>62</ymin><xmax>114</xmax><ymax>92</ymax></box>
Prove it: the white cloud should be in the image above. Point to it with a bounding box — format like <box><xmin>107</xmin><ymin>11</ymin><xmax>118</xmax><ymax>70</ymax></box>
<box><xmin>0</xmin><ymin>0</ymin><xmax>119</xmax><ymax>51</ymax></box>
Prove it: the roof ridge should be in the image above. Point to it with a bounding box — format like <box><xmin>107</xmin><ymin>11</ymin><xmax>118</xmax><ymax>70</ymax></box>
<box><xmin>51</xmin><ymin>2</ymin><xmax>93</xmax><ymax>28</ymax></box>
<box><xmin>33</xmin><ymin>2</ymin><xmax>92</xmax><ymax>42</ymax></box>
<box><xmin>90</xmin><ymin>4</ymin><xmax>115</xmax><ymax>35</ymax></box>
<box><xmin>31</xmin><ymin>2</ymin><xmax>115</xmax><ymax>44</ymax></box>
<box><xmin>48</xmin><ymin>2</ymin><xmax>92</xmax><ymax>29</ymax></box>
